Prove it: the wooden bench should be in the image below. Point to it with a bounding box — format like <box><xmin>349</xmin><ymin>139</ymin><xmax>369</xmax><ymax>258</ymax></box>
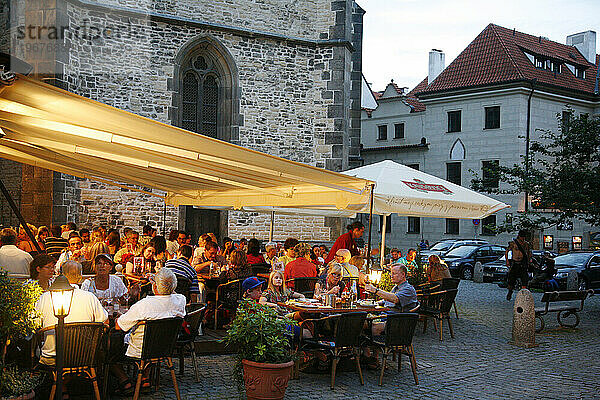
<box><xmin>535</xmin><ymin>290</ymin><xmax>594</xmax><ymax>332</ymax></box>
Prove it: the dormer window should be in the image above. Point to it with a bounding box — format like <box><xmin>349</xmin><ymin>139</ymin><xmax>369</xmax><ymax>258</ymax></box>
<box><xmin>535</xmin><ymin>56</ymin><xmax>545</xmax><ymax>69</ymax></box>
<box><xmin>575</xmin><ymin>67</ymin><xmax>585</xmax><ymax>79</ymax></box>
<box><xmin>528</xmin><ymin>51</ymin><xmax>561</xmax><ymax>74</ymax></box>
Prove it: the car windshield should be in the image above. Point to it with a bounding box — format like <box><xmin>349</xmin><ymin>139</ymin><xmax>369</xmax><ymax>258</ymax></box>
<box><xmin>553</xmin><ymin>253</ymin><xmax>591</xmax><ymax>268</ymax></box>
<box><xmin>430</xmin><ymin>242</ymin><xmax>452</xmax><ymax>251</ymax></box>
<box><xmin>445</xmin><ymin>245</ymin><xmax>478</xmax><ymax>257</ymax></box>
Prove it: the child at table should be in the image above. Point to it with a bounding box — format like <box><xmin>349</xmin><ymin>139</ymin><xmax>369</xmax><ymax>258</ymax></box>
<box><xmin>259</xmin><ymin>270</ymin><xmax>305</xmax><ymax>310</ymax></box>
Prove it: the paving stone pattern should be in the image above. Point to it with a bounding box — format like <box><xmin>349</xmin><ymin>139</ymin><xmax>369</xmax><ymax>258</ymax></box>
<box><xmin>145</xmin><ymin>281</ymin><xmax>600</xmax><ymax>399</ymax></box>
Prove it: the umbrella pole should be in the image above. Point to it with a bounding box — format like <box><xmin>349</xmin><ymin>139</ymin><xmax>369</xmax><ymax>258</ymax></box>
<box><xmin>379</xmin><ymin>215</ymin><xmax>387</xmax><ymax>267</ymax></box>
<box><xmin>366</xmin><ymin>184</ymin><xmax>375</xmax><ymax>273</ymax></box>
<box><xmin>269</xmin><ymin>211</ymin><xmax>275</xmax><ymax>242</ymax></box>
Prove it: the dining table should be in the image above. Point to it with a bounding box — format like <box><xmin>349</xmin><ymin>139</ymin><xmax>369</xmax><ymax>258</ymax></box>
<box><xmin>277</xmin><ymin>299</ymin><xmax>390</xmax><ymax>314</ymax></box>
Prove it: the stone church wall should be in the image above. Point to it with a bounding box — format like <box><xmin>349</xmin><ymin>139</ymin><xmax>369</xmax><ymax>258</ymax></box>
<box><xmin>4</xmin><ymin>0</ymin><xmax>362</xmax><ymax>240</ymax></box>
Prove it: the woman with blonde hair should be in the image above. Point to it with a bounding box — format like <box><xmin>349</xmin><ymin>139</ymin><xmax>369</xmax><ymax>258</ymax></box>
<box><xmin>259</xmin><ymin>270</ymin><xmax>305</xmax><ymax>308</ymax></box>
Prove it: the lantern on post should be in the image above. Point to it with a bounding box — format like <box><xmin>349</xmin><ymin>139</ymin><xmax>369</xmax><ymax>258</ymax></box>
<box><xmin>48</xmin><ymin>274</ymin><xmax>74</xmax><ymax>400</ymax></box>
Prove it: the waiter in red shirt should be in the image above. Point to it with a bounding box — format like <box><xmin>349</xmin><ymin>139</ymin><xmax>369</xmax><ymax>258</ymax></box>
<box><xmin>324</xmin><ymin>221</ymin><xmax>365</xmax><ymax>265</ymax></box>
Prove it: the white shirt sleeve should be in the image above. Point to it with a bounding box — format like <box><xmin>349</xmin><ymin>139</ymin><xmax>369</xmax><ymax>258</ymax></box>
<box><xmin>80</xmin><ymin>278</ymin><xmax>92</xmax><ymax>292</ymax></box>
<box><xmin>117</xmin><ymin>301</ymin><xmax>143</xmax><ymax>332</ymax></box>
<box><xmin>88</xmin><ymin>293</ymin><xmax>109</xmax><ymax>323</ymax></box>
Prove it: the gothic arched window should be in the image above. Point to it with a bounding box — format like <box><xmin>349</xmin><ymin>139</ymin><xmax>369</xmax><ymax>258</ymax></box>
<box><xmin>173</xmin><ymin>36</ymin><xmax>240</xmax><ymax>143</ymax></box>
<box><xmin>181</xmin><ymin>55</ymin><xmax>220</xmax><ymax>138</ymax></box>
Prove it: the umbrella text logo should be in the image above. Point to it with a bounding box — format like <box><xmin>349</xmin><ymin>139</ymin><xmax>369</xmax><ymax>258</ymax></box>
<box><xmin>402</xmin><ymin>179</ymin><xmax>453</xmax><ymax>195</ymax></box>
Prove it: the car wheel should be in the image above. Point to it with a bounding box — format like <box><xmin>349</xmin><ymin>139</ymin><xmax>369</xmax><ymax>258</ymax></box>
<box><xmin>578</xmin><ymin>277</ymin><xmax>588</xmax><ymax>291</ymax></box>
<box><xmin>461</xmin><ymin>266</ymin><xmax>474</xmax><ymax>280</ymax></box>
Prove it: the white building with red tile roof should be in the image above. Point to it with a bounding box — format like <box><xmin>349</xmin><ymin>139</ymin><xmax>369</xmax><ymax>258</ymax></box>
<box><xmin>361</xmin><ymin>23</ymin><xmax>599</xmax><ymax>257</ymax></box>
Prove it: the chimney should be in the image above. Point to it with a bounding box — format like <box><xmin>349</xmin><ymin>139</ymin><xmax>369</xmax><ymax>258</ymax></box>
<box><xmin>428</xmin><ymin>49</ymin><xmax>445</xmax><ymax>84</ymax></box>
<box><xmin>566</xmin><ymin>31</ymin><xmax>597</xmax><ymax>64</ymax></box>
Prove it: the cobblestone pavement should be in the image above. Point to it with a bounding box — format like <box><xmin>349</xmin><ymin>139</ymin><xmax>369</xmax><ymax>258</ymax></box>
<box><xmin>140</xmin><ymin>282</ymin><xmax>600</xmax><ymax>399</ymax></box>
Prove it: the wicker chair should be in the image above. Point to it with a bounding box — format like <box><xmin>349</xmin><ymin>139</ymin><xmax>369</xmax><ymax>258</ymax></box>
<box><xmin>420</xmin><ymin>289</ymin><xmax>458</xmax><ymax>341</ymax></box>
<box><xmin>300</xmin><ymin>312</ymin><xmax>367</xmax><ymax>389</ymax></box>
<box><xmin>127</xmin><ymin>317</ymin><xmax>183</xmax><ymax>400</ymax></box>
<box><xmin>38</xmin><ymin>322</ymin><xmax>107</xmax><ymax>400</ymax></box>
<box><xmin>368</xmin><ymin>313</ymin><xmax>419</xmax><ymax>385</ymax></box>
<box><xmin>175</xmin><ymin>305</ymin><xmax>206</xmax><ymax>382</ymax></box>
<box><xmin>214</xmin><ymin>279</ymin><xmax>243</xmax><ymax>329</ymax></box>
<box><xmin>287</xmin><ymin>277</ymin><xmax>319</xmax><ymax>298</ymax></box>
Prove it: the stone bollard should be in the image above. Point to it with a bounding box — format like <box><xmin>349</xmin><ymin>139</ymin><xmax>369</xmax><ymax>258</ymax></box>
<box><xmin>566</xmin><ymin>270</ymin><xmax>578</xmax><ymax>291</ymax></box>
<box><xmin>510</xmin><ymin>288</ymin><xmax>538</xmax><ymax>348</ymax></box>
<box><xmin>473</xmin><ymin>262</ymin><xmax>484</xmax><ymax>283</ymax></box>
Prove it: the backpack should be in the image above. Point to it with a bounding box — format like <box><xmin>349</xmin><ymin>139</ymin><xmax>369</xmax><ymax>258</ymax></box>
<box><xmin>543</xmin><ymin>279</ymin><xmax>559</xmax><ymax>292</ymax></box>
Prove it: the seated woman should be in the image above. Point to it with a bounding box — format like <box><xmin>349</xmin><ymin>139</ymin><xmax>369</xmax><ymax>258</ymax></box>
<box><xmin>314</xmin><ymin>263</ymin><xmax>347</xmax><ymax>298</ymax></box>
<box><xmin>18</xmin><ymin>224</ymin><xmax>38</xmax><ymax>255</ymax></box>
<box><xmin>29</xmin><ymin>254</ymin><xmax>56</xmax><ymax>291</ymax></box>
<box><xmin>246</xmin><ymin>238</ymin><xmax>266</xmax><ymax>265</ymax></box>
<box><xmin>125</xmin><ymin>242</ymin><xmax>157</xmax><ymax>275</ymax></box>
<box><xmin>426</xmin><ymin>254</ymin><xmax>451</xmax><ymax>282</ymax></box>
<box><xmin>260</xmin><ymin>270</ymin><xmax>305</xmax><ymax>309</ymax></box>
<box><xmin>81</xmin><ymin>254</ymin><xmax>129</xmax><ymax>305</ymax></box>
<box><xmin>220</xmin><ymin>249</ymin><xmax>251</xmax><ymax>282</ymax></box>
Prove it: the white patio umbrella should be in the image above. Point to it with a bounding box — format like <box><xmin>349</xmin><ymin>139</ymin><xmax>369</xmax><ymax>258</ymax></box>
<box><xmin>338</xmin><ymin>160</ymin><xmax>510</xmax><ymax>266</ymax></box>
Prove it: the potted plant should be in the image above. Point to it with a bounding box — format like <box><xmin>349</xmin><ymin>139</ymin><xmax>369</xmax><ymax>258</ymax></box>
<box><xmin>0</xmin><ymin>271</ymin><xmax>43</xmax><ymax>399</ymax></box>
<box><xmin>222</xmin><ymin>299</ymin><xmax>295</xmax><ymax>400</ymax></box>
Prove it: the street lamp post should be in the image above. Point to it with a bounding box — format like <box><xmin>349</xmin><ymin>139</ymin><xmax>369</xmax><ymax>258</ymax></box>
<box><xmin>48</xmin><ymin>275</ymin><xmax>74</xmax><ymax>400</ymax></box>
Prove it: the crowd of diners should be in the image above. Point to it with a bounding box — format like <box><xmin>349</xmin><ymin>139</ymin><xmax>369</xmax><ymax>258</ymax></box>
<box><xmin>0</xmin><ymin>219</ymin><xmax>453</xmax><ymax>394</ymax></box>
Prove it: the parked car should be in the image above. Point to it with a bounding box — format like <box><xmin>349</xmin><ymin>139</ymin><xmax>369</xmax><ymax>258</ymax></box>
<box><xmin>441</xmin><ymin>244</ymin><xmax>506</xmax><ymax>280</ymax></box>
<box><xmin>419</xmin><ymin>239</ymin><xmax>489</xmax><ymax>264</ymax></box>
<box><xmin>552</xmin><ymin>251</ymin><xmax>600</xmax><ymax>291</ymax></box>
<box><xmin>485</xmin><ymin>251</ymin><xmax>557</xmax><ymax>287</ymax></box>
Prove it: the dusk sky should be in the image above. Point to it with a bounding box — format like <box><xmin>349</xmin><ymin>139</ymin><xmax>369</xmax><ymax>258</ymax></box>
<box><xmin>359</xmin><ymin>0</ymin><xmax>600</xmax><ymax>91</ymax></box>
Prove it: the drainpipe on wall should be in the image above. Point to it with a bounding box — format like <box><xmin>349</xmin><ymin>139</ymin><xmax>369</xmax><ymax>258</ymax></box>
<box><xmin>524</xmin><ymin>79</ymin><xmax>536</xmax><ymax>213</ymax></box>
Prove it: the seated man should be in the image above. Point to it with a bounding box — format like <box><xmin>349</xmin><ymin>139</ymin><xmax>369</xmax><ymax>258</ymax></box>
<box><xmin>166</xmin><ymin>244</ymin><xmax>200</xmax><ymax>302</ymax></box>
<box><xmin>56</xmin><ymin>234</ymin><xmax>87</xmax><ymax>273</ymax></box>
<box><xmin>284</xmin><ymin>243</ymin><xmax>317</xmax><ymax>288</ymax></box>
<box><xmin>36</xmin><ymin>261</ymin><xmax>109</xmax><ymax>365</ymax></box>
<box><xmin>192</xmin><ymin>241</ymin><xmax>226</xmax><ymax>273</ymax></box>
<box><xmin>365</xmin><ymin>264</ymin><xmax>419</xmax><ymax>335</ymax></box>
<box><xmin>0</xmin><ymin>228</ymin><xmax>33</xmax><ymax>276</ymax></box>
<box><xmin>116</xmin><ymin>268</ymin><xmax>186</xmax><ymax>358</ymax></box>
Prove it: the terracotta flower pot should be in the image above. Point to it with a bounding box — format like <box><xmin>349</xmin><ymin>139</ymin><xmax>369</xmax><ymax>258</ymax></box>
<box><xmin>242</xmin><ymin>359</ymin><xmax>294</xmax><ymax>400</ymax></box>
<box><xmin>2</xmin><ymin>390</ymin><xmax>35</xmax><ymax>400</ymax></box>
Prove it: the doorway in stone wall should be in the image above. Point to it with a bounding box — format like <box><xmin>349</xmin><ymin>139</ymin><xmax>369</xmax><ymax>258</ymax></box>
<box><xmin>184</xmin><ymin>206</ymin><xmax>221</xmax><ymax>245</ymax></box>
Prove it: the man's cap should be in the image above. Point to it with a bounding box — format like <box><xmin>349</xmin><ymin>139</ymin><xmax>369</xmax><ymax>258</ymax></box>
<box><xmin>242</xmin><ymin>277</ymin><xmax>263</xmax><ymax>292</ymax></box>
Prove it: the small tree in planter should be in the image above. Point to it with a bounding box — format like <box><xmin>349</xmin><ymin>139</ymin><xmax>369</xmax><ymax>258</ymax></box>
<box><xmin>0</xmin><ymin>271</ymin><xmax>43</xmax><ymax>399</ymax></box>
<box><xmin>223</xmin><ymin>299</ymin><xmax>296</xmax><ymax>400</ymax></box>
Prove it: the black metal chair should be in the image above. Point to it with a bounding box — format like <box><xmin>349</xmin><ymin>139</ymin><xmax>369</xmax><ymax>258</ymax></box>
<box><xmin>369</xmin><ymin>313</ymin><xmax>419</xmax><ymax>385</ymax></box>
<box><xmin>287</xmin><ymin>277</ymin><xmax>319</xmax><ymax>298</ymax></box>
<box><xmin>175</xmin><ymin>305</ymin><xmax>206</xmax><ymax>382</ymax></box>
<box><xmin>440</xmin><ymin>278</ymin><xmax>461</xmax><ymax>318</ymax></box>
<box><xmin>420</xmin><ymin>289</ymin><xmax>458</xmax><ymax>341</ymax></box>
<box><xmin>214</xmin><ymin>279</ymin><xmax>243</xmax><ymax>329</ymax></box>
<box><xmin>300</xmin><ymin>312</ymin><xmax>366</xmax><ymax>389</ymax></box>
<box><xmin>250</xmin><ymin>263</ymin><xmax>271</xmax><ymax>275</ymax></box>
<box><xmin>127</xmin><ymin>317</ymin><xmax>183</xmax><ymax>400</ymax></box>
<box><xmin>38</xmin><ymin>322</ymin><xmax>107</xmax><ymax>400</ymax></box>
<box><xmin>175</xmin><ymin>276</ymin><xmax>192</xmax><ymax>302</ymax></box>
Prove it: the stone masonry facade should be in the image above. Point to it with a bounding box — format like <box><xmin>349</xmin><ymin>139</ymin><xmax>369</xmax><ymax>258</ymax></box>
<box><xmin>1</xmin><ymin>0</ymin><xmax>364</xmax><ymax>240</ymax></box>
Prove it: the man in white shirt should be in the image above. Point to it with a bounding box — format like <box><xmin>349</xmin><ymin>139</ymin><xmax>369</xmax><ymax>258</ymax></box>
<box><xmin>0</xmin><ymin>228</ymin><xmax>33</xmax><ymax>276</ymax></box>
<box><xmin>36</xmin><ymin>261</ymin><xmax>108</xmax><ymax>364</ymax></box>
<box><xmin>56</xmin><ymin>235</ymin><xmax>87</xmax><ymax>273</ymax></box>
<box><xmin>116</xmin><ymin>267</ymin><xmax>186</xmax><ymax>358</ymax></box>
